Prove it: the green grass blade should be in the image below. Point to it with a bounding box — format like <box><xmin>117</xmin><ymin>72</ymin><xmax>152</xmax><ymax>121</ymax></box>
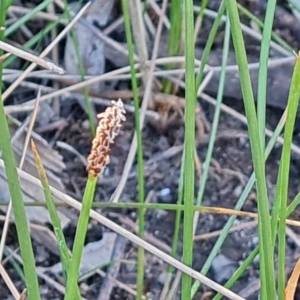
<box><xmin>31</xmin><ymin>141</ymin><xmax>70</xmax><ymax>270</ymax></box>
<box><xmin>195</xmin><ymin>13</ymin><xmax>230</xmax><ymax>212</ymax></box>
<box><xmin>286</xmin><ymin>191</ymin><xmax>300</xmax><ymax>216</ymax></box>
<box><xmin>256</xmin><ymin>0</ymin><xmax>277</xmax><ymax>151</ymax></box>
<box><xmin>237</xmin><ymin>3</ymin><xmax>293</xmax><ymax>53</ymax></box>
<box><xmin>64</xmin><ymin>175</ymin><xmax>97</xmax><ymax>300</ymax></box>
<box><xmin>256</xmin><ymin>6</ymin><xmax>277</xmax><ymax>293</ymax></box>
<box><xmin>4</xmin><ymin>191</ymin><xmax>300</xmax><ymax>218</ymax></box>
<box><xmin>225</xmin><ymin>1</ymin><xmax>276</xmax><ymax>297</ymax></box>
<box><xmin>5</xmin><ymin>0</ymin><xmax>54</xmax><ymax>38</ymax></box>
<box><xmin>163</xmin><ymin>0</ymin><xmax>182</xmax><ymax>94</ymax></box>
<box><xmin>195</xmin><ymin>1</ymin><xmax>226</xmax><ymax>90</ymax></box>
<box><xmin>190</xmin><ymin>13</ymin><xmax>230</xmax><ymax>297</ymax></box>
<box><xmin>4</xmin><ymin>19</ymin><xmax>61</xmax><ymax>68</ymax></box>
<box><xmin>0</xmin><ymin>3</ymin><xmax>41</xmax><ymax>299</ymax></box>
<box><xmin>198</xmin><ymin>0</ymin><xmax>209</xmax><ymax>20</ymax></box>
<box><xmin>79</xmin><ymin>259</ymin><xmax>136</xmax><ymax>281</ymax></box>
<box><xmin>214</xmin><ymin>175</ymin><xmax>300</xmax><ymax>299</ymax></box>
<box><xmin>31</xmin><ymin>141</ymin><xmax>81</xmax><ymax>300</ymax></box>
<box><xmin>287</xmin><ymin>0</ymin><xmax>300</xmax><ymax>13</ymax></box>
<box><xmin>62</xmin><ymin>1</ymin><xmax>95</xmax><ymax>135</ymax></box>
<box><xmin>3</xmin><ymin>247</ymin><xmax>26</xmax><ymax>283</ymax></box>
<box><xmin>192</xmin><ymin>100</ymin><xmax>287</xmax><ymax>292</ymax></box>
<box><xmin>121</xmin><ymin>0</ymin><xmax>146</xmax><ymax>298</ymax></box>
<box><xmin>181</xmin><ymin>0</ymin><xmax>196</xmax><ymax>298</ymax></box>
<box><xmin>170</xmin><ymin>157</ymin><xmax>185</xmax><ymax>261</ymax></box>
<box><xmin>212</xmin><ymin>99</ymin><xmax>297</xmax><ymax>299</ymax></box>
<box><xmin>160</xmin><ymin>154</ymin><xmax>185</xmax><ymax>299</ymax></box>
<box><xmin>275</xmin><ymin>54</ymin><xmax>300</xmax><ymax>299</ymax></box>
<box><xmin>213</xmin><ymin>246</ymin><xmax>260</xmax><ymax>300</ymax></box>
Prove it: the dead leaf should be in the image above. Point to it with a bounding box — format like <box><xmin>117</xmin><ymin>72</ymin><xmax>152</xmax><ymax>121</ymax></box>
<box><xmin>19</xmin><ymin>288</ymin><xmax>27</xmax><ymax>300</ymax></box>
<box><xmin>285</xmin><ymin>256</ymin><xmax>300</xmax><ymax>300</ymax></box>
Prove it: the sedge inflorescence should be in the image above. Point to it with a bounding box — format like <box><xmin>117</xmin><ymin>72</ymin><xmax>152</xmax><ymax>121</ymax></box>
<box><xmin>87</xmin><ymin>99</ymin><xmax>126</xmax><ymax>177</ymax></box>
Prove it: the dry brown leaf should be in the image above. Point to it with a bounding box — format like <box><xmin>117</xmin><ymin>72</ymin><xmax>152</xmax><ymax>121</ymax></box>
<box><xmin>19</xmin><ymin>288</ymin><xmax>27</xmax><ymax>300</ymax></box>
<box><xmin>285</xmin><ymin>256</ymin><xmax>300</xmax><ymax>299</ymax></box>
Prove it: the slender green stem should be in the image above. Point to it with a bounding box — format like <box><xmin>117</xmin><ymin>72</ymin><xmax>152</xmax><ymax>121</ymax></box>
<box><xmin>181</xmin><ymin>0</ymin><xmax>196</xmax><ymax>298</ymax></box>
<box><xmin>32</xmin><ymin>142</ymin><xmax>81</xmax><ymax>299</ymax></box>
<box><xmin>4</xmin><ymin>199</ymin><xmax>300</xmax><ymax>219</ymax></box>
<box><xmin>287</xmin><ymin>0</ymin><xmax>300</xmax><ymax>13</ymax></box>
<box><xmin>257</xmin><ymin>0</ymin><xmax>276</xmax><ymax>151</ymax></box>
<box><xmin>214</xmin><ymin>180</ymin><xmax>300</xmax><ymax>300</ymax></box>
<box><xmin>4</xmin><ymin>19</ymin><xmax>61</xmax><ymax>68</ymax></box>
<box><xmin>3</xmin><ymin>248</ymin><xmax>26</xmax><ymax>283</ymax></box>
<box><xmin>212</xmin><ymin>53</ymin><xmax>300</xmax><ymax>300</ymax></box>
<box><xmin>64</xmin><ymin>175</ymin><xmax>97</xmax><ymax>300</ymax></box>
<box><xmin>5</xmin><ymin>0</ymin><xmax>54</xmax><ymax>38</ymax></box>
<box><xmin>161</xmin><ymin>155</ymin><xmax>186</xmax><ymax>300</ymax></box>
<box><xmin>192</xmin><ymin>99</ymin><xmax>287</xmax><ymax>294</ymax></box>
<box><xmin>237</xmin><ymin>3</ymin><xmax>293</xmax><ymax>53</ymax></box>
<box><xmin>225</xmin><ymin>0</ymin><xmax>276</xmax><ymax>297</ymax></box>
<box><xmin>196</xmin><ymin>15</ymin><xmax>230</xmax><ymax>213</ymax></box>
<box><xmin>213</xmin><ymin>246</ymin><xmax>260</xmax><ymax>300</ymax></box>
<box><xmin>79</xmin><ymin>259</ymin><xmax>136</xmax><ymax>281</ymax></box>
<box><xmin>62</xmin><ymin>1</ymin><xmax>95</xmax><ymax>135</ymax></box>
<box><xmin>0</xmin><ymin>2</ymin><xmax>41</xmax><ymax>299</ymax></box>
<box><xmin>162</xmin><ymin>0</ymin><xmax>182</xmax><ymax>93</ymax></box>
<box><xmin>121</xmin><ymin>2</ymin><xmax>146</xmax><ymax>297</ymax></box>
<box><xmin>257</xmin><ymin>4</ymin><xmax>278</xmax><ymax>295</ymax></box>
<box><xmin>190</xmin><ymin>13</ymin><xmax>230</xmax><ymax>298</ymax></box>
<box><xmin>286</xmin><ymin>191</ymin><xmax>300</xmax><ymax>217</ymax></box>
<box><xmin>32</xmin><ymin>143</ymin><xmax>70</xmax><ymax>271</ymax></box>
<box><xmin>170</xmin><ymin>156</ymin><xmax>185</xmax><ymax>258</ymax></box>
<box><xmin>195</xmin><ymin>1</ymin><xmax>226</xmax><ymax>90</ymax></box>
<box><xmin>276</xmin><ymin>54</ymin><xmax>300</xmax><ymax>299</ymax></box>
<box><xmin>198</xmin><ymin>0</ymin><xmax>209</xmax><ymax>21</ymax></box>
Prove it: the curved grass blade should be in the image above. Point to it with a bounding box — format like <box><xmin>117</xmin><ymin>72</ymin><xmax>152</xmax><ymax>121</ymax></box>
<box><xmin>31</xmin><ymin>140</ymin><xmax>81</xmax><ymax>300</ymax></box>
<box><xmin>225</xmin><ymin>1</ymin><xmax>276</xmax><ymax>297</ymax></box>
<box><xmin>0</xmin><ymin>2</ymin><xmax>41</xmax><ymax>299</ymax></box>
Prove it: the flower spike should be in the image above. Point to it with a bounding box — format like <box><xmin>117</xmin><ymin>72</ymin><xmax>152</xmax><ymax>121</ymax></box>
<box><xmin>87</xmin><ymin>99</ymin><xmax>126</xmax><ymax>177</ymax></box>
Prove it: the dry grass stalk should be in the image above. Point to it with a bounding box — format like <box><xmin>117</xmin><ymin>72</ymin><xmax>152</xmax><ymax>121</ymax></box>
<box><xmin>0</xmin><ymin>41</ymin><xmax>65</xmax><ymax>74</ymax></box>
<box><xmin>0</xmin><ymin>53</ymin><xmax>11</xmax><ymax>63</ymax></box>
<box><xmin>19</xmin><ymin>289</ymin><xmax>27</xmax><ymax>300</ymax></box>
<box><xmin>87</xmin><ymin>99</ymin><xmax>126</xmax><ymax>177</ymax></box>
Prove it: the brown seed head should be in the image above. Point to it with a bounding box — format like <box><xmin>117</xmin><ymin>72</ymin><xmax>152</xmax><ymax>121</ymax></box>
<box><xmin>87</xmin><ymin>99</ymin><xmax>126</xmax><ymax>177</ymax></box>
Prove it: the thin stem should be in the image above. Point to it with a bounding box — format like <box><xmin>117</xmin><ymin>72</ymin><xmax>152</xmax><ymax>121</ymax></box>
<box><xmin>64</xmin><ymin>176</ymin><xmax>97</xmax><ymax>300</ymax></box>
<box><xmin>225</xmin><ymin>0</ymin><xmax>276</xmax><ymax>297</ymax></box>
<box><xmin>181</xmin><ymin>0</ymin><xmax>196</xmax><ymax>298</ymax></box>
<box><xmin>121</xmin><ymin>1</ymin><xmax>146</xmax><ymax>298</ymax></box>
<box><xmin>0</xmin><ymin>1</ymin><xmax>41</xmax><ymax>299</ymax></box>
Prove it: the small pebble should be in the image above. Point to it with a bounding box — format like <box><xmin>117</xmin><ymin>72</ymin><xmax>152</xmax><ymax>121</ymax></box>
<box><xmin>156</xmin><ymin>209</ymin><xmax>168</xmax><ymax>219</ymax></box>
<box><xmin>247</xmin><ymin>236</ymin><xmax>259</xmax><ymax>249</ymax></box>
<box><xmin>212</xmin><ymin>254</ymin><xmax>238</xmax><ymax>283</ymax></box>
<box><xmin>158</xmin><ymin>271</ymin><xmax>168</xmax><ymax>284</ymax></box>
<box><xmin>160</xmin><ymin>188</ymin><xmax>171</xmax><ymax>197</ymax></box>
<box><xmin>82</xmin><ymin>119</ymin><xmax>90</xmax><ymax>130</ymax></box>
<box><xmin>233</xmin><ymin>185</ymin><xmax>243</xmax><ymax>197</ymax></box>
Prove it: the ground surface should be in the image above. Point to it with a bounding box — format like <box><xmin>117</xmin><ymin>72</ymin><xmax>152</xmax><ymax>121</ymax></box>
<box><xmin>2</xmin><ymin>1</ymin><xmax>300</xmax><ymax>299</ymax></box>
